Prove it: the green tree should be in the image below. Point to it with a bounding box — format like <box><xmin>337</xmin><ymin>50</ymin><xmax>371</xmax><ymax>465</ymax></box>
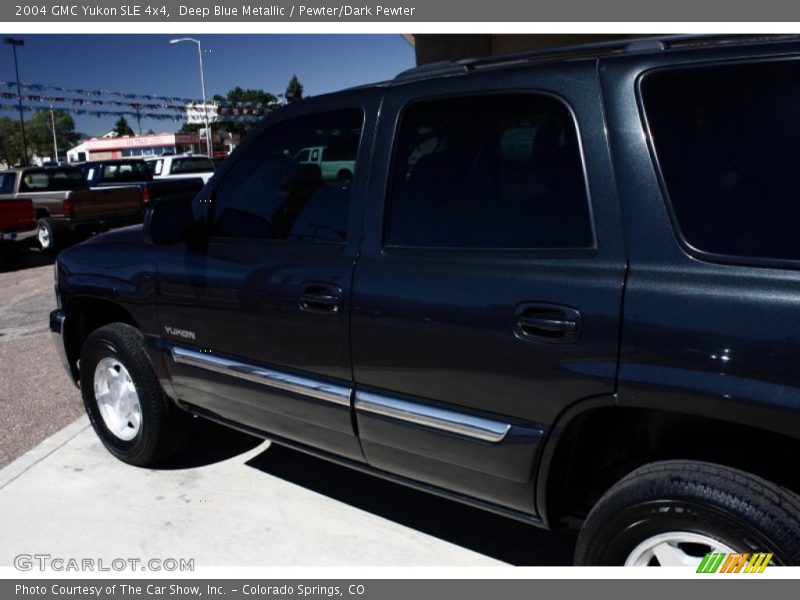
<box><xmin>0</xmin><ymin>116</ymin><xmax>24</xmax><ymax>166</ymax></box>
<box><xmin>26</xmin><ymin>109</ymin><xmax>80</xmax><ymax>160</ymax></box>
<box><xmin>113</xmin><ymin>116</ymin><xmax>135</xmax><ymax>137</ymax></box>
<box><xmin>285</xmin><ymin>75</ymin><xmax>304</xmax><ymax>104</ymax></box>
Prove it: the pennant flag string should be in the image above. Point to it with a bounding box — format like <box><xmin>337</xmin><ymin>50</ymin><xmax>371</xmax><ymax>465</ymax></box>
<box><xmin>0</xmin><ymin>80</ymin><xmax>283</xmax><ymax>110</ymax></box>
<box><xmin>0</xmin><ymin>102</ymin><xmax>265</xmax><ymax>122</ymax></box>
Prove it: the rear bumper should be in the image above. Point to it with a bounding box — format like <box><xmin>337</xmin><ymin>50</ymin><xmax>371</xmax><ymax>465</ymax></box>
<box><xmin>54</xmin><ymin>214</ymin><xmax>143</xmax><ymax>236</ymax></box>
<box><xmin>49</xmin><ymin>309</ymin><xmax>75</xmax><ymax>384</ymax></box>
<box><xmin>0</xmin><ymin>226</ymin><xmax>37</xmax><ymax>245</ymax></box>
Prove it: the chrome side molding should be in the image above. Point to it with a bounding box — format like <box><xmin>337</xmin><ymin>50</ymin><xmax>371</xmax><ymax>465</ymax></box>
<box><xmin>355</xmin><ymin>391</ymin><xmax>511</xmax><ymax>443</ymax></box>
<box><xmin>170</xmin><ymin>345</ymin><xmax>352</xmax><ymax>407</ymax></box>
<box><xmin>170</xmin><ymin>345</ymin><xmax>512</xmax><ymax>442</ymax></box>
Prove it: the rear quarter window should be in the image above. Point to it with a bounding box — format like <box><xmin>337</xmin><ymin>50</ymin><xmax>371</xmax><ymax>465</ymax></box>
<box><xmin>642</xmin><ymin>60</ymin><xmax>800</xmax><ymax>263</ymax></box>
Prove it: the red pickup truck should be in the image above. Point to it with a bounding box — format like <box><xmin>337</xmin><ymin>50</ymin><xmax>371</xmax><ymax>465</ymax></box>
<box><xmin>0</xmin><ymin>197</ymin><xmax>37</xmax><ymax>263</ymax></box>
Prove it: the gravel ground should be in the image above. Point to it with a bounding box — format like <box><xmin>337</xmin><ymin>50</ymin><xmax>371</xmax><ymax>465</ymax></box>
<box><xmin>0</xmin><ymin>252</ymin><xmax>84</xmax><ymax>467</ymax></box>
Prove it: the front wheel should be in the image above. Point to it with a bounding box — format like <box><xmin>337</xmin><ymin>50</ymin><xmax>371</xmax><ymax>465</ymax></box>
<box><xmin>79</xmin><ymin>323</ymin><xmax>189</xmax><ymax>466</ymax></box>
<box><xmin>574</xmin><ymin>460</ymin><xmax>800</xmax><ymax>566</ymax></box>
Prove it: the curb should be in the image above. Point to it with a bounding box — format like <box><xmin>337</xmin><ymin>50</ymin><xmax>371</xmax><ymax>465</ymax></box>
<box><xmin>0</xmin><ymin>416</ymin><xmax>90</xmax><ymax>490</ymax></box>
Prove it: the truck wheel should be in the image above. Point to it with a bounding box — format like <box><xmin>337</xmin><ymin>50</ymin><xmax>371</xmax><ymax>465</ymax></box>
<box><xmin>36</xmin><ymin>218</ymin><xmax>56</xmax><ymax>252</ymax></box>
<box><xmin>574</xmin><ymin>460</ymin><xmax>800</xmax><ymax>566</ymax></box>
<box><xmin>79</xmin><ymin>323</ymin><xmax>189</xmax><ymax>466</ymax></box>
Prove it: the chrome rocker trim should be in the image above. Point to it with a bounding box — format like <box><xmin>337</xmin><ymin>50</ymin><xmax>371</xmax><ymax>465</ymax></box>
<box><xmin>170</xmin><ymin>345</ymin><xmax>352</xmax><ymax>407</ymax></box>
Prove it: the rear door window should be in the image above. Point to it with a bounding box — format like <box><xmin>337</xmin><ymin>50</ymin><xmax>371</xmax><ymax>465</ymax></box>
<box><xmin>642</xmin><ymin>60</ymin><xmax>800</xmax><ymax>263</ymax></box>
<box><xmin>385</xmin><ymin>93</ymin><xmax>593</xmax><ymax>249</ymax></box>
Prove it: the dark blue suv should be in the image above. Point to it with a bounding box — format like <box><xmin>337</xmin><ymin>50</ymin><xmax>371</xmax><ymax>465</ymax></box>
<box><xmin>50</xmin><ymin>35</ymin><xmax>800</xmax><ymax>566</ymax></box>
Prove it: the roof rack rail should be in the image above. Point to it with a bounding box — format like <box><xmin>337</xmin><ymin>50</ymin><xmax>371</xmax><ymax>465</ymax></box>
<box><xmin>393</xmin><ymin>34</ymin><xmax>799</xmax><ymax>83</ymax></box>
<box><xmin>393</xmin><ymin>60</ymin><xmax>470</xmax><ymax>81</ymax></box>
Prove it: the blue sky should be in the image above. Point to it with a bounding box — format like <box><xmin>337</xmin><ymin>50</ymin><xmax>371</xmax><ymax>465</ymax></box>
<box><xmin>0</xmin><ymin>34</ymin><xmax>415</xmax><ymax>137</ymax></box>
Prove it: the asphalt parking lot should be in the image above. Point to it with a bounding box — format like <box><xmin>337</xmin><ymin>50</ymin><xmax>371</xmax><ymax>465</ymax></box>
<box><xmin>0</xmin><ymin>251</ymin><xmax>576</xmax><ymax>566</ymax></box>
<box><xmin>0</xmin><ymin>252</ymin><xmax>84</xmax><ymax>468</ymax></box>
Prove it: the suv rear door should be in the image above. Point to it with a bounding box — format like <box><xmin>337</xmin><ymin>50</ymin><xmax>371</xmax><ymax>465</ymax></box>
<box><xmin>351</xmin><ymin>61</ymin><xmax>626</xmax><ymax>515</ymax></box>
<box><xmin>157</xmin><ymin>90</ymin><xmax>380</xmax><ymax>461</ymax></box>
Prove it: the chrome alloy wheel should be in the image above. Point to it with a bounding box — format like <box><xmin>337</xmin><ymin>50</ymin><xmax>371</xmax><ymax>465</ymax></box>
<box><xmin>624</xmin><ymin>531</ymin><xmax>738</xmax><ymax>566</ymax></box>
<box><xmin>38</xmin><ymin>224</ymin><xmax>51</xmax><ymax>249</ymax></box>
<box><xmin>93</xmin><ymin>357</ymin><xmax>142</xmax><ymax>441</ymax></box>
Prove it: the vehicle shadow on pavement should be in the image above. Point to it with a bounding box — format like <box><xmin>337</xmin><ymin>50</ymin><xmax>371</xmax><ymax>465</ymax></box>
<box><xmin>154</xmin><ymin>418</ymin><xmax>265</xmax><ymax>470</ymax></box>
<box><xmin>245</xmin><ymin>444</ymin><xmax>577</xmax><ymax>566</ymax></box>
<box><xmin>0</xmin><ymin>249</ymin><xmax>56</xmax><ymax>273</ymax></box>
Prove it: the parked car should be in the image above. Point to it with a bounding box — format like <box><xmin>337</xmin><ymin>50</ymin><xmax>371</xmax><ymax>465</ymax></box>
<box><xmin>144</xmin><ymin>154</ymin><xmax>216</xmax><ymax>184</ymax></box>
<box><xmin>0</xmin><ymin>196</ymin><xmax>37</xmax><ymax>262</ymax></box>
<box><xmin>0</xmin><ymin>166</ymin><xmax>142</xmax><ymax>252</ymax></box>
<box><xmin>295</xmin><ymin>145</ymin><xmax>355</xmax><ymax>182</ymax></box>
<box><xmin>80</xmin><ymin>159</ymin><xmax>205</xmax><ymax>209</ymax></box>
<box><xmin>50</xmin><ymin>35</ymin><xmax>800</xmax><ymax>566</ymax></box>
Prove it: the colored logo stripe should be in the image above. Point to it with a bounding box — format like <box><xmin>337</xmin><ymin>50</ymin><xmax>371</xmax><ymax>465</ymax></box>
<box><xmin>697</xmin><ymin>552</ymin><xmax>773</xmax><ymax>573</ymax></box>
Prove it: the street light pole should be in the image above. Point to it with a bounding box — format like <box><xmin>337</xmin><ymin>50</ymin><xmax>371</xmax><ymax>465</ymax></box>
<box><xmin>4</xmin><ymin>38</ymin><xmax>29</xmax><ymax>166</ymax></box>
<box><xmin>170</xmin><ymin>37</ymin><xmax>213</xmax><ymax>158</ymax></box>
<box><xmin>49</xmin><ymin>104</ymin><xmax>59</xmax><ymax>163</ymax></box>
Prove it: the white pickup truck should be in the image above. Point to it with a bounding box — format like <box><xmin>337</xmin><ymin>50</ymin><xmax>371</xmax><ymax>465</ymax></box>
<box><xmin>144</xmin><ymin>154</ymin><xmax>216</xmax><ymax>184</ymax></box>
<box><xmin>295</xmin><ymin>146</ymin><xmax>356</xmax><ymax>182</ymax></box>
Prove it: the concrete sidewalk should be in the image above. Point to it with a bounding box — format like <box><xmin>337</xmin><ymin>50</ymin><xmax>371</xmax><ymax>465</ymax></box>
<box><xmin>0</xmin><ymin>417</ymin><xmax>576</xmax><ymax>567</ymax></box>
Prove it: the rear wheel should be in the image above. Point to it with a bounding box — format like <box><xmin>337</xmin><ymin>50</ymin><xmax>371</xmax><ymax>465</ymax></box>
<box><xmin>79</xmin><ymin>323</ymin><xmax>189</xmax><ymax>466</ymax></box>
<box><xmin>574</xmin><ymin>460</ymin><xmax>800</xmax><ymax>566</ymax></box>
<box><xmin>36</xmin><ymin>218</ymin><xmax>56</xmax><ymax>252</ymax></box>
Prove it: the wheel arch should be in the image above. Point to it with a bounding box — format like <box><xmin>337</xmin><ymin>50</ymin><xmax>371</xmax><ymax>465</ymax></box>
<box><xmin>63</xmin><ymin>295</ymin><xmax>139</xmax><ymax>382</ymax></box>
<box><xmin>536</xmin><ymin>400</ymin><xmax>800</xmax><ymax>530</ymax></box>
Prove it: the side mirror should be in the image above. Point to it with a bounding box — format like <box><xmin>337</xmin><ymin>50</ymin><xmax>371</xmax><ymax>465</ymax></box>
<box><xmin>143</xmin><ymin>198</ymin><xmax>197</xmax><ymax>245</ymax></box>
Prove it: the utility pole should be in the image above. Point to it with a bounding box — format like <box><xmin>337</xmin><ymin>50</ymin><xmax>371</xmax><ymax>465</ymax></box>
<box><xmin>4</xmin><ymin>38</ymin><xmax>29</xmax><ymax>166</ymax></box>
<box><xmin>49</xmin><ymin>104</ymin><xmax>58</xmax><ymax>163</ymax></box>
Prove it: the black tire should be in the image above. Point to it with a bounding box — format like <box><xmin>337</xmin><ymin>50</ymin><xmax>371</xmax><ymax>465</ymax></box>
<box><xmin>36</xmin><ymin>218</ymin><xmax>57</xmax><ymax>253</ymax></box>
<box><xmin>574</xmin><ymin>460</ymin><xmax>800</xmax><ymax>566</ymax></box>
<box><xmin>79</xmin><ymin>323</ymin><xmax>189</xmax><ymax>466</ymax></box>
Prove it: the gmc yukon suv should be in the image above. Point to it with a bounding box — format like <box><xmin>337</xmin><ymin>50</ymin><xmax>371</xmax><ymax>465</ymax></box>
<box><xmin>49</xmin><ymin>36</ymin><xmax>800</xmax><ymax>566</ymax></box>
<box><xmin>0</xmin><ymin>166</ymin><xmax>142</xmax><ymax>251</ymax></box>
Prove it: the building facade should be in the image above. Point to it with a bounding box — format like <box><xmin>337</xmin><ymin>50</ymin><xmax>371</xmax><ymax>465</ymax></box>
<box><xmin>66</xmin><ymin>132</ymin><xmax>203</xmax><ymax>163</ymax></box>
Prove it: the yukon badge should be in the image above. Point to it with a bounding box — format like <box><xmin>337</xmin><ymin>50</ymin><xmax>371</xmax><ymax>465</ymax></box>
<box><xmin>164</xmin><ymin>326</ymin><xmax>196</xmax><ymax>341</ymax></box>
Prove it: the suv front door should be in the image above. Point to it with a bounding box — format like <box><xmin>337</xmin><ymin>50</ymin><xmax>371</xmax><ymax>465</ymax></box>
<box><xmin>351</xmin><ymin>63</ymin><xmax>626</xmax><ymax>515</ymax></box>
<box><xmin>157</xmin><ymin>92</ymin><xmax>380</xmax><ymax>461</ymax></box>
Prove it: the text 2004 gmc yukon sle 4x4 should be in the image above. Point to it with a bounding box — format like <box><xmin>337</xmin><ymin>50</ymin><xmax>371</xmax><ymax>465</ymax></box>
<box><xmin>49</xmin><ymin>36</ymin><xmax>800</xmax><ymax>566</ymax></box>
